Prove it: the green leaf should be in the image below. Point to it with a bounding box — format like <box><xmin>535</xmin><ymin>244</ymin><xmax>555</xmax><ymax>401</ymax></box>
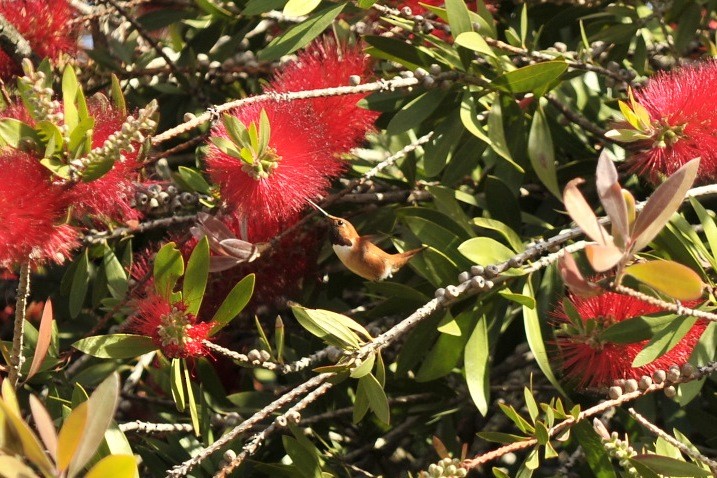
<box><xmin>445</xmin><ymin>0</ymin><xmax>472</xmax><ymax>37</ymax></box>
<box><xmin>423</xmin><ymin>111</ymin><xmax>464</xmax><ymax>177</ymax></box>
<box><xmin>487</xmin><ymin>97</ymin><xmax>523</xmax><ymax>171</ymax></box>
<box><xmin>62</xmin><ymin>65</ymin><xmax>80</xmax><ymax>133</ymax></box>
<box><xmin>454</xmin><ymin>31</ymin><xmax>495</xmax><ymax>57</ymax></box>
<box><xmin>573</xmin><ymin>421</ymin><xmax>617</xmax><ymax>478</ymax></box>
<box><xmin>601</xmin><ymin>313</ymin><xmax>679</xmax><ymax>344</ymax></box>
<box><xmin>528</xmin><ymin>103</ymin><xmax>560</xmax><ymax>199</ymax></box>
<box><xmin>102</xmin><ymin>247</ymin><xmax>128</xmax><ymax>300</ymax></box>
<box><xmin>632</xmin><ymin>316</ymin><xmax>698</xmax><ymax>368</ymax></box>
<box><xmin>689</xmin><ymin>197</ymin><xmax>717</xmax><ymax>269</ymax></box>
<box><xmin>472</xmin><ymin>218</ymin><xmax>524</xmax><ymax>252</ymax></box>
<box><xmin>68</xmin><ymin>373</ymin><xmax>120</xmax><ymax>478</ymax></box>
<box><xmin>183</xmin><ymin>237</ymin><xmax>210</xmax><ymax>315</ymax></box>
<box><xmin>416</xmin><ymin>309</ymin><xmax>475</xmax><ymax>381</ymax></box>
<box><xmin>258</xmin><ymin>2</ymin><xmax>346</xmax><ymax>61</ymax></box>
<box><xmin>0</xmin><ymin>118</ymin><xmax>41</xmax><ymax>148</ymax></box>
<box><xmin>184</xmin><ymin>361</ymin><xmax>200</xmax><ymax>436</ymax></box>
<box><xmin>350</xmin><ymin>352</ymin><xmax>376</xmax><ymax>379</ymax></box>
<box><xmin>631</xmin><ymin>454</ymin><xmax>711</xmax><ymax>477</ymax></box>
<box><xmin>386</xmin><ymin>89</ymin><xmax>449</xmax><ymax>136</ymax></box>
<box><xmin>176</xmin><ymin>166</ymin><xmax>211</xmax><ymax>194</ymax></box>
<box><xmin>523</xmin><ymin>279</ymin><xmax>566</xmax><ymax>396</ymax></box>
<box><xmin>110</xmin><ymin>74</ymin><xmax>127</xmax><ymax>116</ymax></box>
<box><xmin>291</xmin><ymin>306</ymin><xmax>363</xmax><ymax>350</ymax></box>
<box><xmin>624</xmin><ymin>260</ymin><xmax>704</xmax><ymax>301</ymax></box>
<box><xmin>458</xmin><ymin>237</ymin><xmax>519</xmax><ymax>268</ymax></box>
<box><xmin>492</xmin><ymin>60</ymin><xmax>567</xmax><ymax>95</ymax></box>
<box><xmin>353</xmin><ymin>378</ymin><xmax>370</xmax><ymax>424</ymax></box>
<box><xmin>154</xmin><ymin>242</ymin><xmax>184</xmax><ymax>300</ymax></box>
<box><xmin>359</xmin><ymin>373</ymin><xmax>390</xmax><ymax>424</ymax></box>
<box><xmin>69</xmin><ymin>249</ymin><xmax>90</xmax><ymax>319</ymax></box>
<box><xmin>477</xmin><ymin>431</ymin><xmax>528</xmax><ymax>444</ymax></box>
<box><xmin>209</xmin><ymin>274</ymin><xmax>255</xmax><ymax>335</ymax></box>
<box><xmin>72</xmin><ymin>334</ymin><xmax>157</xmax><ymax>359</ymax></box>
<box><xmin>170</xmin><ymin>358</ymin><xmax>185</xmax><ymax>411</ymax></box>
<box><xmin>282</xmin><ymin>436</ymin><xmax>322</xmax><ymax>478</ymax></box>
<box><xmin>465</xmin><ymin>314</ymin><xmax>490</xmax><ymax>415</ymax></box>
<box><xmin>283</xmin><ymin>0</ymin><xmax>321</xmax><ymax>16</ymax></box>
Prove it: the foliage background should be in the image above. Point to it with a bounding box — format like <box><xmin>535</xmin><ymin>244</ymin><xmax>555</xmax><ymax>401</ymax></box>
<box><xmin>3</xmin><ymin>0</ymin><xmax>717</xmax><ymax>477</ymax></box>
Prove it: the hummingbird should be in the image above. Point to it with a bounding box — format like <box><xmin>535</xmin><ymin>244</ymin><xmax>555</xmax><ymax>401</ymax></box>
<box><xmin>308</xmin><ymin>200</ymin><xmax>426</xmax><ymax>281</ymax></box>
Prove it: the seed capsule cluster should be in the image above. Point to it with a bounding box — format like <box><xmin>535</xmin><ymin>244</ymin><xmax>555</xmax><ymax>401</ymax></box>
<box><xmin>419</xmin><ymin>458</ymin><xmax>468</xmax><ymax>478</ymax></box>
<box><xmin>607</xmin><ymin>362</ymin><xmax>698</xmax><ymax>399</ymax></box>
<box><xmin>133</xmin><ymin>182</ymin><xmax>210</xmax><ymax>217</ymax></box>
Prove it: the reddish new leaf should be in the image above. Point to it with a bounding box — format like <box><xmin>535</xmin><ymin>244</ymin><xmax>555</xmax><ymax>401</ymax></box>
<box><xmin>27</xmin><ymin>300</ymin><xmax>53</xmax><ymax>381</ymax></box>
<box><xmin>563</xmin><ymin>178</ymin><xmax>612</xmax><ymax>246</ymax></box>
<box><xmin>595</xmin><ymin>151</ymin><xmax>629</xmax><ymax>247</ymax></box>
<box><xmin>585</xmin><ymin>243</ymin><xmax>624</xmax><ymax>272</ymax></box>
<box><xmin>557</xmin><ymin>253</ymin><xmax>601</xmax><ymax>297</ymax></box>
<box><xmin>632</xmin><ymin>158</ymin><xmax>700</xmax><ymax>251</ymax></box>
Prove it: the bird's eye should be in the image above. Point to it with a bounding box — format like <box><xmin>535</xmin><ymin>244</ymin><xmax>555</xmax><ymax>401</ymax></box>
<box><xmin>337</xmin><ymin>220</ymin><xmax>344</xmax><ymax>226</ymax></box>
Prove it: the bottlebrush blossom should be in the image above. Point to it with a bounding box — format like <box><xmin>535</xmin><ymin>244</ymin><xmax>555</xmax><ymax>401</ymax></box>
<box><xmin>268</xmin><ymin>37</ymin><xmax>379</xmax><ymax>153</ymax></box>
<box><xmin>206</xmin><ymin>100</ymin><xmax>345</xmax><ymax>229</ymax></box>
<box><xmin>67</xmin><ymin>99</ymin><xmax>142</xmax><ymax>223</ymax></box>
<box><xmin>131</xmin><ymin>292</ymin><xmax>214</xmax><ymax>359</ymax></box>
<box><xmin>0</xmin><ymin>0</ymin><xmax>78</xmax><ymax>78</ymax></box>
<box><xmin>0</xmin><ymin>152</ymin><xmax>78</xmax><ymax>267</ymax></box>
<box><xmin>553</xmin><ymin>292</ymin><xmax>706</xmax><ymax>388</ymax></box>
<box><xmin>627</xmin><ymin>61</ymin><xmax>717</xmax><ymax>182</ymax></box>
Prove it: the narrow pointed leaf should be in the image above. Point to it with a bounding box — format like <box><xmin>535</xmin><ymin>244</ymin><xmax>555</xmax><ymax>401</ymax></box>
<box><xmin>632</xmin><ymin>158</ymin><xmax>700</xmax><ymax>251</ymax></box>
<box><xmin>29</xmin><ymin>395</ymin><xmax>58</xmax><ymax>462</ymax></box>
<box><xmin>183</xmin><ymin>237</ymin><xmax>210</xmax><ymax>315</ymax></box>
<box><xmin>27</xmin><ymin>300</ymin><xmax>54</xmax><ymax>380</ymax></box>
<box><xmin>596</xmin><ymin>151</ymin><xmax>629</xmax><ymax>246</ymax></box>
<box><xmin>153</xmin><ymin>242</ymin><xmax>184</xmax><ymax>300</ymax></box>
<box><xmin>68</xmin><ymin>373</ymin><xmax>120</xmax><ymax>478</ymax></box>
<box><xmin>209</xmin><ymin>273</ymin><xmax>255</xmax><ymax>335</ymax></box>
<box><xmin>57</xmin><ymin>402</ymin><xmax>88</xmax><ymax>472</ymax></box>
<box><xmin>563</xmin><ymin>178</ymin><xmax>612</xmax><ymax>246</ymax></box>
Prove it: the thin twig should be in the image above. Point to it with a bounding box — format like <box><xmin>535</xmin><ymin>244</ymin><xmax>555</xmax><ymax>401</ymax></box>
<box><xmin>151</xmin><ymin>76</ymin><xmax>423</xmax><ymax>145</ymax></box>
<box><xmin>627</xmin><ymin>408</ymin><xmax>717</xmax><ymax>475</ymax></box>
<box><xmin>545</xmin><ymin>94</ymin><xmax>613</xmax><ymax>142</ymax></box>
<box><xmin>166</xmin><ymin>373</ymin><xmax>333</xmax><ymax>477</ymax></box>
<box><xmin>83</xmin><ymin>214</ymin><xmax>197</xmax><ymax>245</ymax></box>
<box><xmin>611</xmin><ymin>284</ymin><xmax>717</xmax><ymax>323</ymax></box>
<box><xmin>214</xmin><ymin>382</ymin><xmax>334</xmax><ymax>477</ymax></box>
<box><xmin>119</xmin><ymin>420</ymin><xmax>194</xmax><ymax>434</ymax></box>
<box><xmin>8</xmin><ymin>262</ymin><xmax>30</xmax><ymax>387</ymax></box>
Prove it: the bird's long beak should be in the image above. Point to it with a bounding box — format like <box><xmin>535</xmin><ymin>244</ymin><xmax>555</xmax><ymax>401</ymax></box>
<box><xmin>306</xmin><ymin>199</ymin><xmax>331</xmax><ymax>218</ymax></box>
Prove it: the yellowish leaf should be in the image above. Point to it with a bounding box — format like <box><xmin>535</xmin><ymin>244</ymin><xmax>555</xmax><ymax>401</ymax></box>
<box><xmin>57</xmin><ymin>401</ymin><xmax>88</xmax><ymax>472</ymax></box>
<box><xmin>84</xmin><ymin>455</ymin><xmax>137</xmax><ymax>478</ymax></box>
<box><xmin>624</xmin><ymin>261</ymin><xmax>705</xmax><ymax>301</ymax></box>
<box><xmin>0</xmin><ymin>400</ymin><xmax>54</xmax><ymax>476</ymax></box>
<box><xmin>29</xmin><ymin>395</ymin><xmax>58</xmax><ymax>462</ymax></box>
<box><xmin>0</xmin><ymin>455</ymin><xmax>40</xmax><ymax>477</ymax></box>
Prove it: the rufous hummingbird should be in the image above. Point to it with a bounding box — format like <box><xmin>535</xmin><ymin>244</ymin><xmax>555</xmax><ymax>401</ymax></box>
<box><xmin>308</xmin><ymin>200</ymin><xmax>426</xmax><ymax>281</ymax></box>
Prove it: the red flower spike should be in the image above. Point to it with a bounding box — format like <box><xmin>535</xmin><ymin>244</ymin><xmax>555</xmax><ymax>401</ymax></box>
<box><xmin>206</xmin><ymin>100</ymin><xmax>344</xmax><ymax>230</ymax></box>
<box><xmin>0</xmin><ymin>152</ymin><xmax>78</xmax><ymax>267</ymax></box>
<box><xmin>554</xmin><ymin>292</ymin><xmax>706</xmax><ymax>388</ymax></box>
<box><xmin>269</xmin><ymin>37</ymin><xmax>379</xmax><ymax>153</ymax></box>
<box><xmin>630</xmin><ymin>61</ymin><xmax>717</xmax><ymax>182</ymax></box>
<box><xmin>0</xmin><ymin>0</ymin><xmax>78</xmax><ymax>78</ymax></box>
<box><xmin>67</xmin><ymin>100</ymin><xmax>142</xmax><ymax>223</ymax></box>
<box><xmin>132</xmin><ymin>293</ymin><xmax>214</xmax><ymax>359</ymax></box>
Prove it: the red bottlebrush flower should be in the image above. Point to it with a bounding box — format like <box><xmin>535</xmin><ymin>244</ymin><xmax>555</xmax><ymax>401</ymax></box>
<box><xmin>206</xmin><ymin>100</ymin><xmax>344</xmax><ymax>230</ymax></box>
<box><xmin>67</xmin><ymin>100</ymin><xmax>142</xmax><ymax>223</ymax></box>
<box><xmin>0</xmin><ymin>152</ymin><xmax>78</xmax><ymax>267</ymax></box>
<box><xmin>553</xmin><ymin>292</ymin><xmax>706</xmax><ymax>388</ymax></box>
<box><xmin>0</xmin><ymin>0</ymin><xmax>78</xmax><ymax>78</ymax></box>
<box><xmin>628</xmin><ymin>62</ymin><xmax>717</xmax><ymax>182</ymax></box>
<box><xmin>131</xmin><ymin>292</ymin><xmax>214</xmax><ymax>359</ymax></box>
<box><xmin>269</xmin><ymin>37</ymin><xmax>379</xmax><ymax>153</ymax></box>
